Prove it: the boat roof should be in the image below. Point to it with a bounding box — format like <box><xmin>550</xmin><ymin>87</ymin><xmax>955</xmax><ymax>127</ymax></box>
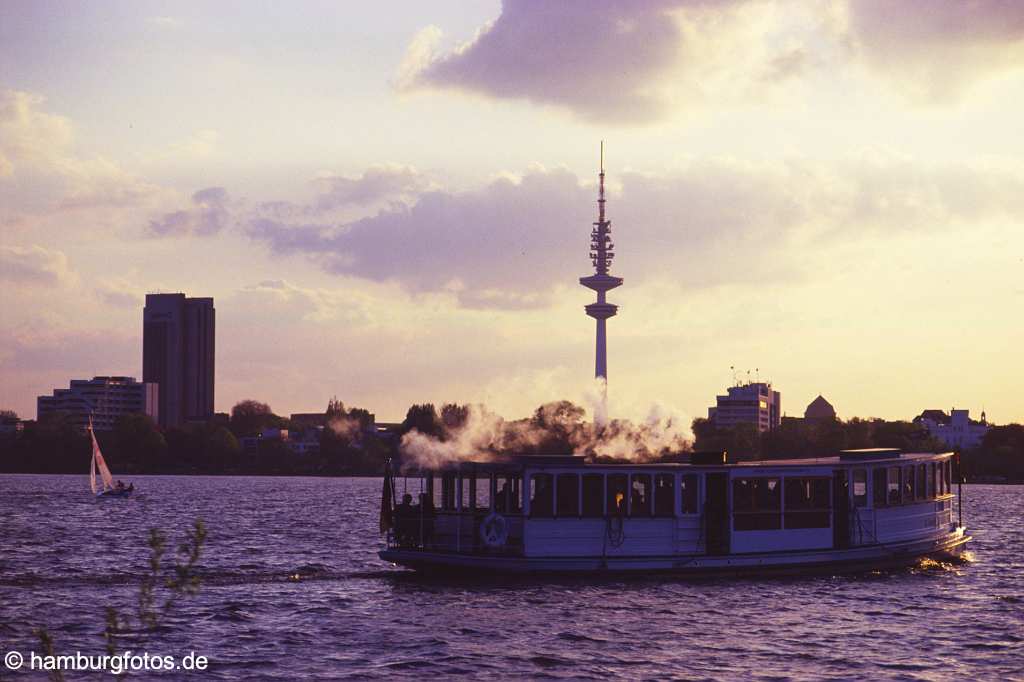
<box><xmin>402</xmin><ymin>450</ymin><xmax>954</xmax><ymax>474</ymax></box>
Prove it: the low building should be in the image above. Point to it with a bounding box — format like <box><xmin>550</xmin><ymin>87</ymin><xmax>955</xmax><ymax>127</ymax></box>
<box><xmin>804</xmin><ymin>395</ymin><xmax>837</xmax><ymax>421</ymax></box>
<box><xmin>0</xmin><ymin>415</ymin><xmax>24</xmax><ymax>438</ymax></box>
<box><xmin>241</xmin><ymin>426</ymin><xmax>322</xmax><ymax>456</ymax></box>
<box><xmin>915</xmin><ymin>408</ymin><xmax>990</xmax><ymax>450</ymax></box>
<box><xmin>708</xmin><ymin>382</ymin><xmax>781</xmax><ymax>433</ymax></box>
<box><xmin>37</xmin><ymin>376</ymin><xmax>159</xmax><ymax>431</ymax></box>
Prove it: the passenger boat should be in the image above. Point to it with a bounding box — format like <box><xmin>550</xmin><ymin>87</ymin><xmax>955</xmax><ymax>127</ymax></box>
<box><xmin>379</xmin><ymin>449</ymin><xmax>969</xmax><ymax>574</ymax></box>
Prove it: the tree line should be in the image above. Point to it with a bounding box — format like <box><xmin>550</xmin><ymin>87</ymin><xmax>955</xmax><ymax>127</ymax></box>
<box><xmin>1</xmin><ymin>403</ymin><xmax>1022</xmax><ymax>481</ymax></box>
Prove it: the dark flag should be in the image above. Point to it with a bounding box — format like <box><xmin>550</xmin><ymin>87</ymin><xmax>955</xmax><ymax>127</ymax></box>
<box><xmin>380</xmin><ymin>459</ymin><xmax>393</xmax><ymax>535</ymax></box>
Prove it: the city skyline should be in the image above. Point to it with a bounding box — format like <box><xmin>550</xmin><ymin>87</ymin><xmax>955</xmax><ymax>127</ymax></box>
<box><xmin>3</xmin><ymin>1</ymin><xmax>1024</xmax><ymax>426</ymax></box>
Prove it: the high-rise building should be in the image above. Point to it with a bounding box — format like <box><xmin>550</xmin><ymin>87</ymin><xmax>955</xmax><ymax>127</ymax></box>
<box><xmin>143</xmin><ymin>293</ymin><xmax>215</xmax><ymax>428</ymax></box>
<box><xmin>708</xmin><ymin>382</ymin><xmax>781</xmax><ymax>433</ymax></box>
<box><xmin>37</xmin><ymin>376</ymin><xmax>158</xmax><ymax>431</ymax></box>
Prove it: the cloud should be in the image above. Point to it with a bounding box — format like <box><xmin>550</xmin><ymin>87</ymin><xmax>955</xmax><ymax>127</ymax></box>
<box><xmin>0</xmin><ymin>89</ymin><xmax>74</xmax><ymax>173</ymax></box>
<box><xmin>398</xmin><ymin>1</ymin><xmax>1024</xmax><ymax>121</ymax></box>
<box><xmin>147</xmin><ymin>16</ymin><xmax>183</xmax><ymax>29</ymax></box>
<box><xmin>0</xmin><ymin>89</ymin><xmax>160</xmax><ymax>210</ymax></box>
<box><xmin>159</xmin><ymin>129</ymin><xmax>219</xmax><ymax>161</ymax></box>
<box><xmin>845</xmin><ymin>0</ymin><xmax>1024</xmax><ymax>101</ymax></box>
<box><xmin>96</xmin><ymin>277</ymin><xmax>144</xmax><ymax>308</ymax></box>
<box><xmin>397</xmin><ymin>0</ymin><xmax>753</xmax><ymax>124</ymax></box>
<box><xmin>0</xmin><ymin>245</ymin><xmax>77</xmax><ymax>287</ymax></box>
<box><xmin>312</xmin><ymin>164</ymin><xmax>429</xmax><ymax>211</ymax></box>
<box><xmin>148</xmin><ymin>186</ymin><xmax>230</xmax><ymax>237</ymax></box>
<box><xmin>246</xmin><ymin>159</ymin><xmax>1024</xmax><ymax>307</ymax></box>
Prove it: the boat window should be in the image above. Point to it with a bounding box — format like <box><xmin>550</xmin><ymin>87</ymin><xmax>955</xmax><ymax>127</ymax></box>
<box><xmin>903</xmin><ymin>465</ymin><xmax>915</xmax><ymax>503</ymax></box>
<box><xmin>461</xmin><ymin>476</ymin><xmax>473</xmax><ymax>511</ymax></box>
<box><xmin>477</xmin><ymin>476</ymin><xmax>492</xmax><ymax>510</ymax></box>
<box><xmin>582</xmin><ymin>474</ymin><xmax>604</xmax><ymax>517</ymax></box>
<box><xmin>887</xmin><ymin>467</ymin><xmax>901</xmax><ymax>506</ymax></box>
<box><xmin>916</xmin><ymin>464</ymin><xmax>927</xmax><ymax>501</ymax></box>
<box><xmin>630</xmin><ymin>474</ymin><xmax>652</xmax><ymax>517</ymax></box>
<box><xmin>680</xmin><ymin>474</ymin><xmax>699</xmax><ymax>514</ymax></box>
<box><xmin>873</xmin><ymin>468</ymin><xmax>887</xmax><ymax>507</ymax></box>
<box><xmin>530</xmin><ymin>473</ymin><xmax>554</xmax><ymax>517</ymax></box>
<box><xmin>425</xmin><ymin>472</ymin><xmax>436</xmax><ymax>509</ymax></box>
<box><xmin>945</xmin><ymin>460</ymin><xmax>953</xmax><ymax>494</ymax></box>
<box><xmin>441</xmin><ymin>474</ymin><xmax>456</xmax><ymax>511</ymax></box>
<box><xmin>784</xmin><ymin>478</ymin><xmax>831</xmax><ymax>529</ymax></box>
<box><xmin>732</xmin><ymin>477</ymin><xmax>781</xmax><ymax>531</ymax></box>
<box><xmin>556</xmin><ymin>474</ymin><xmax>580</xmax><ymax>517</ymax></box>
<box><xmin>852</xmin><ymin>469</ymin><xmax>867</xmax><ymax>507</ymax></box>
<box><xmin>654</xmin><ymin>474</ymin><xmax>674</xmax><ymax>517</ymax></box>
<box><xmin>495</xmin><ymin>475</ymin><xmax>521</xmax><ymax>514</ymax></box>
<box><xmin>930</xmin><ymin>462</ymin><xmax>939</xmax><ymax>499</ymax></box>
<box><xmin>607</xmin><ymin>474</ymin><xmax>628</xmax><ymax>516</ymax></box>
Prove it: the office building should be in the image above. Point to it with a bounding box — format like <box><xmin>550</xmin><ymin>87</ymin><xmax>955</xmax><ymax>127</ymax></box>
<box><xmin>37</xmin><ymin>376</ymin><xmax>158</xmax><ymax>431</ymax></box>
<box><xmin>143</xmin><ymin>293</ymin><xmax>215</xmax><ymax>428</ymax></box>
<box><xmin>708</xmin><ymin>382</ymin><xmax>781</xmax><ymax>433</ymax></box>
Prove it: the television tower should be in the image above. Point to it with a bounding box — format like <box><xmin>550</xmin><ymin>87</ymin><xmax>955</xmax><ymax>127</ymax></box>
<box><xmin>580</xmin><ymin>142</ymin><xmax>623</xmax><ymax>388</ymax></box>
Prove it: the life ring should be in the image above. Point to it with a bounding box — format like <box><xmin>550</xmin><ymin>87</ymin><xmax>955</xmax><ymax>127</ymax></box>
<box><xmin>480</xmin><ymin>512</ymin><xmax>509</xmax><ymax>548</ymax></box>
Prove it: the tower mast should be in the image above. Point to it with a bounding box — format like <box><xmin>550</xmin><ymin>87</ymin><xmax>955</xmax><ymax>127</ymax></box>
<box><xmin>579</xmin><ymin>142</ymin><xmax>623</xmax><ymax>422</ymax></box>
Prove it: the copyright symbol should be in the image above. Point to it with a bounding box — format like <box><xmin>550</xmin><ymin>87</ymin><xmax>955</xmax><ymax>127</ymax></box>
<box><xmin>4</xmin><ymin>651</ymin><xmax>23</xmax><ymax>670</ymax></box>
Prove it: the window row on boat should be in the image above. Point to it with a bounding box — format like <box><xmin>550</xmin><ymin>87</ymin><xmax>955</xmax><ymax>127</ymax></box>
<box><xmin>415</xmin><ymin>456</ymin><xmax>953</xmax><ymax>519</ymax></box>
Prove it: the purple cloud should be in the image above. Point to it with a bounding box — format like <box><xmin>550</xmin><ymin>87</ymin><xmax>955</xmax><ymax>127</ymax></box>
<box><xmin>313</xmin><ymin>165</ymin><xmax>427</xmax><ymax>211</ymax></box>
<box><xmin>845</xmin><ymin>1</ymin><xmax>1024</xmax><ymax>99</ymax></box>
<box><xmin>148</xmin><ymin>186</ymin><xmax>229</xmax><ymax>237</ymax></box>
<box><xmin>245</xmin><ymin>160</ymin><xmax>1024</xmax><ymax>308</ymax></box>
<box><xmin>400</xmin><ymin>0</ymin><xmax>708</xmax><ymax>124</ymax></box>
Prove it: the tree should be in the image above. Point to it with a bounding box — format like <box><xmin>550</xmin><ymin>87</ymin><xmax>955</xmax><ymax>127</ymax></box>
<box><xmin>441</xmin><ymin>403</ymin><xmax>469</xmax><ymax>432</ymax></box>
<box><xmin>230</xmin><ymin>400</ymin><xmax>276</xmax><ymax>437</ymax></box>
<box><xmin>0</xmin><ymin>409</ymin><xmax>18</xmax><ymax>420</ymax></box>
<box><xmin>111</xmin><ymin>414</ymin><xmax>168</xmax><ymax>473</ymax></box>
<box><xmin>402</xmin><ymin>404</ymin><xmax>441</xmax><ymax>437</ymax></box>
<box><xmin>206</xmin><ymin>427</ymin><xmax>242</xmax><ymax>472</ymax></box>
<box><xmin>530</xmin><ymin>401</ymin><xmax>586</xmax><ymax>453</ymax></box>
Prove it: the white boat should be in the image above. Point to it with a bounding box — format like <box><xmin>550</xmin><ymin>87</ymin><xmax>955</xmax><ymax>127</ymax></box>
<box><xmin>88</xmin><ymin>418</ymin><xmax>134</xmax><ymax>498</ymax></box>
<box><xmin>379</xmin><ymin>449</ymin><xmax>969</xmax><ymax>575</ymax></box>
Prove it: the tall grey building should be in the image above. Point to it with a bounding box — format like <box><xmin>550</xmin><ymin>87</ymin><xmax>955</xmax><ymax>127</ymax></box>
<box><xmin>143</xmin><ymin>293</ymin><xmax>215</xmax><ymax>428</ymax></box>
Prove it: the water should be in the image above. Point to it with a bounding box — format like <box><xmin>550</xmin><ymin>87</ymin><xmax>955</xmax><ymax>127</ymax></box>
<box><xmin>1</xmin><ymin>476</ymin><xmax>1021</xmax><ymax>680</ymax></box>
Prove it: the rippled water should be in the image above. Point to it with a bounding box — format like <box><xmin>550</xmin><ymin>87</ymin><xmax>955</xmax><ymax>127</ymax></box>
<box><xmin>1</xmin><ymin>475</ymin><xmax>1021</xmax><ymax>680</ymax></box>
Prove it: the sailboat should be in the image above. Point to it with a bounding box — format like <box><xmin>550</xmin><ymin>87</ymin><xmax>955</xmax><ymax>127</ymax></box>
<box><xmin>89</xmin><ymin>417</ymin><xmax>133</xmax><ymax>498</ymax></box>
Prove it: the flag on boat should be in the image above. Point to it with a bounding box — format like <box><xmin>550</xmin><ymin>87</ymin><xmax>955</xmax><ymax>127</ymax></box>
<box><xmin>380</xmin><ymin>459</ymin><xmax>394</xmax><ymax>535</ymax></box>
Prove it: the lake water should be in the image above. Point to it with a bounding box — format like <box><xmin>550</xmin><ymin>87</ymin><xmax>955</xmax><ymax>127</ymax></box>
<box><xmin>1</xmin><ymin>475</ymin><xmax>1021</xmax><ymax>680</ymax></box>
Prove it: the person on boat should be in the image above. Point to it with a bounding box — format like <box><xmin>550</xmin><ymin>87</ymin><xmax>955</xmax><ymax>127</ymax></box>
<box><xmin>495</xmin><ymin>481</ymin><xmax>510</xmax><ymax>513</ymax></box>
<box><xmin>116</xmin><ymin>480</ymin><xmax>125</xmax><ymax>490</ymax></box>
<box><xmin>395</xmin><ymin>494</ymin><xmax>414</xmax><ymax>546</ymax></box>
<box><xmin>418</xmin><ymin>492</ymin><xmax>435</xmax><ymax>546</ymax></box>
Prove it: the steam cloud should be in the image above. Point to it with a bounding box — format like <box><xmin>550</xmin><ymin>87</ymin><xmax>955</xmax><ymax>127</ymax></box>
<box><xmin>398</xmin><ymin>399</ymin><xmax>692</xmax><ymax>471</ymax></box>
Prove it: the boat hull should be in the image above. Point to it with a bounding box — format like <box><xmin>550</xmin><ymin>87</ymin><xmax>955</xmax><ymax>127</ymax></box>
<box><xmin>96</xmin><ymin>489</ymin><xmax>133</xmax><ymax>498</ymax></box>
<box><xmin>380</xmin><ymin>528</ymin><xmax>970</xmax><ymax>576</ymax></box>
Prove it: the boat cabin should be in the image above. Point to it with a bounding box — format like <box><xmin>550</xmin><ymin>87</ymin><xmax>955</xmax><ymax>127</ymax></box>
<box><xmin>385</xmin><ymin>449</ymin><xmax>959</xmax><ymax>561</ymax></box>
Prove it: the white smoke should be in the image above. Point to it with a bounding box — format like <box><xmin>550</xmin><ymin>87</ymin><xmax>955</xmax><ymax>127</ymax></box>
<box><xmin>398</xmin><ymin>392</ymin><xmax>693</xmax><ymax>470</ymax></box>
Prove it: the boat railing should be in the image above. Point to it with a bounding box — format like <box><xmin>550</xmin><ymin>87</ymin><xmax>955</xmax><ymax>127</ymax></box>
<box><xmin>387</xmin><ymin>508</ymin><xmax>526</xmax><ymax>556</ymax></box>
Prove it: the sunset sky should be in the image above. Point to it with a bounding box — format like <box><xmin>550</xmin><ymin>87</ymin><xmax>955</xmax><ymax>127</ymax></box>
<box><xmin>2</xmin><ymin>1</ymin><xmax>1023</xmax><ymax>427</ymax></box>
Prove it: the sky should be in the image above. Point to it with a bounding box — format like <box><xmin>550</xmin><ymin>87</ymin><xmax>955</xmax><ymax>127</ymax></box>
<box><xmin>2</xmin><ymin>0</ymin><xmax>1023</xmax><ymax>427</ymax></box>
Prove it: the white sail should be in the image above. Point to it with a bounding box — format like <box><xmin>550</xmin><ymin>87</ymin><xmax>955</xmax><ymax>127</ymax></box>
<box><xmin>88</xmin><ymin>418</ymin><xmax>114</xmax><ymax>492</ymax></box>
